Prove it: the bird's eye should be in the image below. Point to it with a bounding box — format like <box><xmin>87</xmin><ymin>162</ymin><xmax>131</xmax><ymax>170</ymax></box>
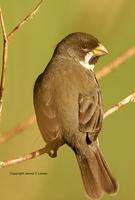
<box><xmin>82</xmin><ymin>48</ymin><xmax>89</xmax><ymax>52</ymax></box>
<box><xmin>81</xmin><ymin>44</ymin><xmax>89</xmax><ymax>52</ymax></box>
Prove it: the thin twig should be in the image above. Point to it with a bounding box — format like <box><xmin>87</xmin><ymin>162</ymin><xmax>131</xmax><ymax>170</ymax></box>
<box><xmin>0</xmin><ymin>146</ymin><xmax>47</xmax><ymax>168</ymax></box>
<box><xmin>0</xmin><ymin>115</ymin><xmax>36</xmax><ymax>144</ymax></box>
<box><xmin>96</xmin><ymin>45</ymin><xmax>135</xmax><ymax>80</ymax></box>
<box><xmin>0</xmin><ymin>9</ymin><xmax>7</xmax><ymax>38</ymax></box>
<box><xmin>7</xmin><ymin>0</ymin><xmax>44</xmax><ymax>40</ymax></box>
<box><xmin>0</xmin><ymin>0</ymin><xmax>44</xmax><ymax>119</ymax></box>
<box><xmin>0</xmin><ymin>9</ymin><xmax>8</xmax><ymax>118</ymax></box>
<box><xmin>104</xmin><ymin>91</ymin><xmax>135</xmax><ymax>119</ymax></box>
<box><xmin>0</xmin><ymin>91</ymin><xmax>135</xmax><ymax>168</ymax></box>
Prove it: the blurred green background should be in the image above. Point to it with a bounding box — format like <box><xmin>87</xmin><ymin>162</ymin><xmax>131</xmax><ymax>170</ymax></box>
<box><xmin>0</xmin><ymin>0</ymin><xmax>135</xmax><ymax>199</ymax></box>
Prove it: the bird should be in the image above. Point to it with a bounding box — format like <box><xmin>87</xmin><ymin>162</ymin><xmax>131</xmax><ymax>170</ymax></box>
<box><xmin>33</xmin><ymin>32</ymin><xmax>118</xmax><ymax>199</ymax></box>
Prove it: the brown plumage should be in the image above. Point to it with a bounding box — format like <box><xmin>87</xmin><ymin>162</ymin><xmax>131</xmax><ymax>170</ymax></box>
<box><xmin>33</xmin><ymin>32</ymin><xmax>118</xmax><ymax>199</ymax></box>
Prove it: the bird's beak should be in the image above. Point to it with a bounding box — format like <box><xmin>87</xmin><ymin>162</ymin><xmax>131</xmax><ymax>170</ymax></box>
<box><xmin>92</xmin><ymin>43</ymin><xmax>108</xmax><ymax>57</ymax></box>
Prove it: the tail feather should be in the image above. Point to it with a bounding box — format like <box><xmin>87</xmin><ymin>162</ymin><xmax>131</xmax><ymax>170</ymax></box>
<box><xmin>95</xmin><ymin>147</ymin><xmax>118</xmax><ymax>194</ymax></box>
<box><xmin>76</xmin><ymin>144</ymin><xmax>118</xmax><ymax>199</ymax></box>
<box><xmin>76</xmin><ymin>154</ymin><xmax>103</xmax><ymax>199</ymax></box>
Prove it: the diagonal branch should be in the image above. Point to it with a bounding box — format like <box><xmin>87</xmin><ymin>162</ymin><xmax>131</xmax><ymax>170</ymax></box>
<box><xmin>7</xmin><ymin>0</ymin><xmax>44</xmax><ymax>40</ymax></box>
<box><xmin>0</xmin><ymin>146</ymin><xmax>47</xmax><ymax>168</ymax></box>
<box><xmin>0</xmin><ymin>0</ymin><xmax>44</xmax><ymax>119</ymax></box>
<box><xmin>0</xmin><ymin>90</ymin><xmax>135</xmax><ymax>168</ymax></box>
<box><xmin>104</xmin><ymin>91</ymin><xmax>135</xmax><ymax>119</ymax></box>
<box><xmin>96</xmin><ymin>45</ymin><xmax>135</xmax><ymax>80</ymax></box>
<box><xmin>0</xmin><ymin>115</ymin><xmax>36</xmax><ymax>144</ymax></box>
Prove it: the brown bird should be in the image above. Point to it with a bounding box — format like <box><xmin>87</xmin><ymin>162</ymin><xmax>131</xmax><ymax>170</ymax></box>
<box><xmin>33</xmin><ymin>32</ymin><xmax>118</xmax><ymax>199</ymax></box>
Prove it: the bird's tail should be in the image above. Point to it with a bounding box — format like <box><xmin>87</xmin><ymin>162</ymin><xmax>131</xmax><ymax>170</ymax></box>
<box><xmin>76</xmin><ymin>143</ymin><xmax>118</xmax><ymax>199</ymax></box>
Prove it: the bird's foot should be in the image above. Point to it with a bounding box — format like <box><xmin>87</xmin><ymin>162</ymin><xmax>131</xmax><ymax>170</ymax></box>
<box><xmin>49</xmin><ymin>149</ymin><xmax>57</xmax><ymax>158</ymax></box>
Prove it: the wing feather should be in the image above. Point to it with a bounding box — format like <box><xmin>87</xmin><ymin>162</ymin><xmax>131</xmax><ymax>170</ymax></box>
<box><xmin>34</xmin><ymin>74</ymin><xmax>61</xmax><ymax>142</ymax></box>
<box><xmin>78</xmin><ymin>90</ymin><xmax>103</xmax><ymax>141</ymax></box>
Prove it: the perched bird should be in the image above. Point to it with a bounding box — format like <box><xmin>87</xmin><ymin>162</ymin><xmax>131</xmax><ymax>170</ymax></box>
<box><xmin>33</xmin><ymin>32</ymin><xmax>118</xmax><ymax>199</ymax></box>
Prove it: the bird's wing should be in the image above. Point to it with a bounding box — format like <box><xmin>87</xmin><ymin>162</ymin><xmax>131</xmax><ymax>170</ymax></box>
<box><xmin>34</xmin><ymin>74</ymin><xmax>61</xmax><ymax>142</ymax></box>
<box><xmin>78</xmin><ymin>90</ymin><xmax>103</xmax><ymax>142</ymax></box>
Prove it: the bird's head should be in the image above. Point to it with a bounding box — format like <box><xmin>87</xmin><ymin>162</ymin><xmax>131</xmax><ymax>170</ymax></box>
<box><xmin>55</xmin><ymin>32</ymin><xmax>108</xmax><ymax>71</ymax></box>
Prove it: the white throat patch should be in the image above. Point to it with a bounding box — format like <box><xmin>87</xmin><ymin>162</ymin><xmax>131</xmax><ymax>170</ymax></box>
<box><xmin>79</xmin><ymin>52</ymin><xmax>95</xmax><ymax>71</ymax></box>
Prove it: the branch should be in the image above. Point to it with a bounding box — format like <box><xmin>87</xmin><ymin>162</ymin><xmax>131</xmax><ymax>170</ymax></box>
<box><xmin>0</xmin><ymin>91</ymin><xmax>135</xmax><ymax>168</ymax></box>
<box><xmin>104</xmin><ymin>91</ymin><xmax>135</xmax><ymax>119</ymax></box>
<box><xmin>0</xmin><ymin>115</ymin><xmax>35</xmax><ymax>144</ymax></box>
<box><xmin>7</xmin><ymin>0</ymin><xmax>44</xmax><ymax>40</ymax></box>
<box><xmin>0</xmin><ymin>0</ymin><xmax>44</xmax><ymax>119</ymax></box>
<box><xmin>0</xmin><ymin>8</ymin><xmax>7</xmax><ymax>38</ymax></box>
<box><xmin>0</xmin><ymin>9</ymin><xmax>8</xmax><ymax>118</ymax></box>
<box><xmin>0</xmin><ymin>146</ymin><xmax>47</xmax><ymax>168</ymax></box>
<box><xmin>96</xmin><ymin>45</ymin><xmax>135</xmax><ymax>80</ymax></box>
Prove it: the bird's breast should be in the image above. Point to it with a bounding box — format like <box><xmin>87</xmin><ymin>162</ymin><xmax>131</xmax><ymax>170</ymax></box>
<box><xmin>52</xmin><ymin>65</ymin><xmax>99</xmax><ymax>136</ymax></box>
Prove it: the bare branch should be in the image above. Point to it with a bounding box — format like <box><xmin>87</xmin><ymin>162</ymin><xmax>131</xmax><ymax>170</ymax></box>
<box><xmin>0</xmin><ymin>146</ymin><xmax>47</xmax><ymax>168</ymax></box>
<box><xmin>0</xmin><ymin>9</ymin><xmax>8</xmax><ymax>117</ymax></box>
<box><xmin>0</xmin><ymin>115</ymin><xmax>35</xmax><ymax>144</ymax></box>
<box><xmin>0</xmin><ymin>9</ymin><xmax>7</xmax><ymax>38</ymax></box>
<box><xmin>104</xmin><ymin>91</ymin><xmax>135</xmax><ymax>119</ymax></box>
<box><xmin>7</xmin><ymin>0</ymin><xmax>44</xmax><ymax>40</ymax></box>
<box><xmin>96</xmin><ymin>45</ymin><xmax>135</xmax><ymax>80</ymax></box>
<box><xmin>0</xmin><ymin>0</ymin><xmax>44</xmax><ymax>118</ymax></box>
